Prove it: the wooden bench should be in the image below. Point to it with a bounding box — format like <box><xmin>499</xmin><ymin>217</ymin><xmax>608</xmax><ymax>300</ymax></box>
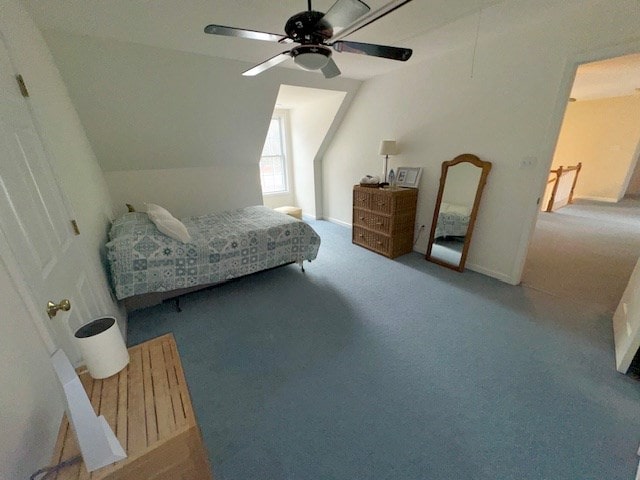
<box><xmin>50</xmin><ymin>333</ymin><xmax>213</xmax><ymax>479</ymax></box>
<box><xmin>274</xmin><ymin>205</ymin><xmax>302</xmax><ymax>219</ymax></box>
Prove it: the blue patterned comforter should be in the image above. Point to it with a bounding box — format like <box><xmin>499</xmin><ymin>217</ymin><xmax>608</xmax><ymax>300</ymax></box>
<box><xmin>434</xmin><ymin>211</ymin><xmax>469</xmax><ymax>238</ymax></box>
<box><xmin>105</xmin><ymin>206</ymin><xmax>320</xmax><ymax>300</ymax></box>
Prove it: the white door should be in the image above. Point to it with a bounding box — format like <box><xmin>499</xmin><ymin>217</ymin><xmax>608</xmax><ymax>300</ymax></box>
<box><xmin>0</xmin><ymin>36</ymin><xmax>109</xmax><ymax>364</ymax></box>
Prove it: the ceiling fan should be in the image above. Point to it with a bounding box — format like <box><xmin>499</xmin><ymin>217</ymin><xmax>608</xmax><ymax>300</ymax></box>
<box><xmin>204</xmin><ymin>0</ymin><xmax>414</xmax><ymax>78</ymax></box>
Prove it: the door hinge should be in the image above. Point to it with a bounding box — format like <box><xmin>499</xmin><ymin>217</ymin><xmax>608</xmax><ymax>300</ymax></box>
<box><xmin>16</xmin><ymin>74</ymin><xmax>29</xmax><ymax>97</ymax></box>
<box><xmin>71</xmin><ymin>219</ymin><xmax>80</xmax><ymax>235</ymax></box>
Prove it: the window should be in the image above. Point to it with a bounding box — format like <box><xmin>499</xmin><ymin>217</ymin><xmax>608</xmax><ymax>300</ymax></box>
<box><xmin>259</xmin><ymin>116</ymin><xmax>288</xmax><ymax>194</ymax></box>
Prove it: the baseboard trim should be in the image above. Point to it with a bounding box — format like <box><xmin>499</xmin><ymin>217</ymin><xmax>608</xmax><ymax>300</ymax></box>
<box><xmin>466</xmin><ymin>262</ymin><xmax>518</xmax><ymax>285</ymax></box>
<box><xmin>325</xmin><ymin>216</ymin><xmax>351</xmax><ymax>228</ymax></box>
<box><xmin>322</xmin><ymin>219</ymin><xmax>515</xmax><ymax>284</ymax></box>
<box><xmin>574</xmin><ymin>196</ymin><xmax>618</xmax><ymax>203</ymax></box>
<box><xmin>302</xmin><ymin>213</ymin><xmax>317</xmax><ymax>221</ymax></box>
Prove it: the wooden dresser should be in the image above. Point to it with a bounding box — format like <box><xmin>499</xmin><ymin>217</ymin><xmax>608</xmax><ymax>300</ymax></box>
<box><xmin>50</xmin><ymin>334</ymin><xmax>212</xmax><ymax>480</ymax></box>
<box><xmin>352</xmin><ymin>185</ymin><xmax>418</xmax><ymax>258</ymax></box>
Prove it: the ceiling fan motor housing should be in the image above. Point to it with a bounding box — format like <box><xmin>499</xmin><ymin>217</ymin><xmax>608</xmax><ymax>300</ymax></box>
<box><xmin>285</xmin><ymin>10</ymin><xmax>332</xmax><ymax>43</ymax></box>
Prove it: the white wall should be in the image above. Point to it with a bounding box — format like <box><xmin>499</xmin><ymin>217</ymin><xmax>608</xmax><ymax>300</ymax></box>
<box><xmin>0</xmin><ymin>0</ymin><xmax>120</xmax><ymax>477</ymax></box>
<box><xmin>43</xmin><ymin>31</ymin><xmax>361</xmax><ymax>218</ymax></box>
<box><xmin>107</xmin><ymin>164</ymin><xmax>262</xmax><ymax>218</ymax></box>
<box><xmin>322</xmin><ymin>0</ymin><xmax>640</xmax><ymax>284</ymax></box>
<box><xmin>290</xmin><ymin>92</ymin><xmax>346</xmax><ymax>218</ymax></box>
<box><xmin>552</xmin><ymin>95</ymin><xmax>640</xmax><ymax>202</ymax></box>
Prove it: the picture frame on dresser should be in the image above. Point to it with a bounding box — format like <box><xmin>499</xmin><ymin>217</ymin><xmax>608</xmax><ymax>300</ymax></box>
<box><xmin>396</xmin><ymin>167</ymin><xmax>422</xmax><ymax>188</ymax></box>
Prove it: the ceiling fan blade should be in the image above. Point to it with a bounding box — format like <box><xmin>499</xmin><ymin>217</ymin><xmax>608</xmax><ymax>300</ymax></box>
<box><xmin>332</xmin><ymin>40</ymin><xmax>412</xmax><ymax>61</ymax></box>
<box><xmin>242</xmin><ymin>52</ymin><xmax>291</xmax><ymax>76</ymax></box>
<box><xmin>204</xmin><ymin>24</ymin><xmax>286</xmax><ymax>43</ymax></box>
<box><xmin>316</xmin><ymin>0</ymin><xmax>370</xmax><ymax>39</ymax></box>
<box><xmin>328</xmin><ymin>0</ymin><xmax>414</xmax><ymax>42</ymax></box>
<box><xmin>321</xmin><ymin>58</ymin><xmax>341</xmax><ymax>78</ymax></box>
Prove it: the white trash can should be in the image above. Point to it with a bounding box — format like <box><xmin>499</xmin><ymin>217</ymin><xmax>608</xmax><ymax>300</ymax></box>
<box><xmin>74</xmin><ymin>317</ymin><xmax>129</xmax><ymax>379</ymax></box>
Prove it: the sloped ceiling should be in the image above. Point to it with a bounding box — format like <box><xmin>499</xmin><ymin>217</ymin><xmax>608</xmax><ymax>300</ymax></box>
<box><xmin>23</xmin><ymin>0</ymin><xmax>639</xmax><ymax>93</ymax></box>
<box><xmin>23</xmin><ymin>0</ymin><xmax>503</xmax><ymax>80</ymax></box>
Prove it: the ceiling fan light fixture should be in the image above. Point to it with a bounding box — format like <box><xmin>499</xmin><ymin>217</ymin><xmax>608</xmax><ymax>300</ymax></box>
<box><xmin>292</xmin><ymin>45</ymin><xmax>331</xmax><ymax>70</ymax></box>
<box><xmin>204</xmin><ymin>0</ymin><xmax>415</xmax><ymax>78</ymax></box>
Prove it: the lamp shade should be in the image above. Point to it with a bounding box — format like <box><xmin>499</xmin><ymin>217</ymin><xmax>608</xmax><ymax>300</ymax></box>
<box><xmin>378</xmin><ymin>140</ymin><xmax>398</xmax><ymax>156</ymax></box>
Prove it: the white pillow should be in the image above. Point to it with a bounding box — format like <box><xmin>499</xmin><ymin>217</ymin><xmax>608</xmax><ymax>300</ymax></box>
<box><xmin>440</xmin><ymin>202</ymin><xmax>452</xmax><ymax>213</ymax></box>
<box><xmin>440</xmin><ymin>202</ymin><xmax>471</xmax><ymax>216</ymax></box>
<box><xmin>145</xmin><ymin>203</ymin><xmax>192</xmax><ymax>243</ymax></box>
<box><xmin>447</xmin><ymin>204</ymin><xmax>472</xmax><ymax>216</ymax></box>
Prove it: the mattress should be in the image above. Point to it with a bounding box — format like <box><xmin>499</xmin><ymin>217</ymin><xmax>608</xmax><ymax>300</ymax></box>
<box><xmin>106</xmin><ymin>206</ymin><xmax>320</xmax><ymax>300</ymax></box>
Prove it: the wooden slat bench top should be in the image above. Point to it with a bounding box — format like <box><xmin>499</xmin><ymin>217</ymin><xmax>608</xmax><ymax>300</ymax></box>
<box><xmin>50</xmin><ymin>333</ymin><xmax>212</xmax><ymax>480</ymax></box>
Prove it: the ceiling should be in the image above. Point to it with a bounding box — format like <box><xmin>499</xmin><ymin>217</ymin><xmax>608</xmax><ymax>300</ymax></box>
<box><xmin>22</xmin><ymin>0</ymin><xmax>640</xmax><ymax>97</ymax></box>
<box><xmin>571</xmin><ymin>53</ymin><xmax>640</xmax><ymax>101</ymax></box>
<box><xmin>22</xmin><ymin>0</ymin><xmax>503</xmax><ymax>80</ymax></box>
<box><xmin>276</xmin><ymin>85</ymin><xmax>346</xmax><ymax>109</ymax></box>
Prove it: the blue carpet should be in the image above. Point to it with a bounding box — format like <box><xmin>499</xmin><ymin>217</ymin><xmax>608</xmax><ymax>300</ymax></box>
<box><xmin>128</xmin><ymin>220</ymin><xmax>640</xmax><ymax>480</ymax></box>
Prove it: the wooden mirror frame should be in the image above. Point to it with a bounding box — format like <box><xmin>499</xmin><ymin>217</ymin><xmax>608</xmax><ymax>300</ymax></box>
<box><xmin>425</xmin><ymin>154</ymin><xmax>492</xmax><ymax>272</ymax></box>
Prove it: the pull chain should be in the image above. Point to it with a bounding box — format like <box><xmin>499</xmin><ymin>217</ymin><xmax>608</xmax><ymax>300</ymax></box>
<box><xmin>470</xmin><ymin>0</ymin><xmax>483</xmax><ymax>78</ymax></box>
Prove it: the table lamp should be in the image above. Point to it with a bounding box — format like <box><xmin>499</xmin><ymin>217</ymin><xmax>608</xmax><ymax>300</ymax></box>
<box><xmin>379</xmin><ymin>140</ymin><xmax>398</xmax><ymax>185</ymax></box>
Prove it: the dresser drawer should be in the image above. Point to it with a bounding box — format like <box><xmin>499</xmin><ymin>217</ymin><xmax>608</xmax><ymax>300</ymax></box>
<box><xmin>353</xmin><ymin>226</ymin><xmax>390</xmax><ymax>255</ymax></box>
<box><xmin>369</xmin><ymin>191</ymin><xmax>393</xmax><ymax>215</ymax></box>
<box><xmin>353</xmin><ymin>209</ymin><xmax>391</xmax><ymax>234</ymax></box>
<box><xmin>353</xmin><ymin>188</ymin><xmax>372</xmax><ymax>209</ymax></box>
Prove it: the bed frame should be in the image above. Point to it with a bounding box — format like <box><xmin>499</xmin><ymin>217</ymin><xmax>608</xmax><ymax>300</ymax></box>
<box><xmin>108</xmin><ymin>206</ymin><xmax>320</xmax><ymax>313</ymax></box>
<box><xmin>123</xmin><ymin>261</ymin><xmax>304</xmax><ymax>312</ymax></box>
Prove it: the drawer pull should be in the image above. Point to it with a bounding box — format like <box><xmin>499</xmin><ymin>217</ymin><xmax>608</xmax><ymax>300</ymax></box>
<box><xmin>377</xmin><ymin>202</ymin><xmax>385</xmax><ymax>206</ymax></box>
<box><xmin>360</xmin><ymin>198</ymin><xmax>366</xmax><ymax>202</ymax></box>
<box><xmin>376</xmin><ymin>222</ymin><xmax>383</xmax><ymax>225</ymax></box>
<box><xmin>359</xmin><ymin>234</ymin><xmax>364</xmax><ymax>238</ymax></box>
<box><xmin>376</xmin><ymin>241</ymin><xmax>382</xmax><ymax>245</ymax></box>
<box><xmin>359</xmin><ymin>216</ymin><xmax>365</xmax><ymax>220</ymax></box>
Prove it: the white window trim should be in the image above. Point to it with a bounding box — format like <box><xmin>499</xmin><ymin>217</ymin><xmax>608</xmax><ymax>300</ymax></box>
<box><xmin>260</xmin><ymin>111</ymin><xmax>291</xmax><ymax>196</ymax></box>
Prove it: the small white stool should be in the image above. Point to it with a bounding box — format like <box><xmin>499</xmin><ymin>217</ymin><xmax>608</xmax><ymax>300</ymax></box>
<box><xmin>274</xmin><ymin>206</ymin><xmax>302</xmax><ymax>219</ymax></box>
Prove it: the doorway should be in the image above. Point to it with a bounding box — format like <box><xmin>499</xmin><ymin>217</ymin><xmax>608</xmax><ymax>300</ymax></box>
<box><xmin>522</xmin><ymin>53</ymin><xmax>640</xmax><ymax>370</ymax></box>
<box><xmin>523</xmin><ymin>53</ymin><xmax>640</xmax><ymax>307</ymax></box>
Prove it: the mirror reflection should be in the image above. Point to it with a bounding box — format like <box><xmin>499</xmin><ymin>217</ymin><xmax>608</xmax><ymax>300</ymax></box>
<box><xmin>426</xmin><ymin>154</ymin><xmax>492</xmax><ymax>272</ymax></box>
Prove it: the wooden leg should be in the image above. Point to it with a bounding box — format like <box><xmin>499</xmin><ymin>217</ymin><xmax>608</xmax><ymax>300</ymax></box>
<box><xmin>175</xmin><ymin>297</ymin><xmax>182</xmax><ymax>313</ymax></box>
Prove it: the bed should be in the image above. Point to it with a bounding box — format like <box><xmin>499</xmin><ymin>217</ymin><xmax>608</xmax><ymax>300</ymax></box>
<box><xmin>434</xmin><ymin>202</ymin><xmax>471</xmax><ymax>238</ymax></box>
<box><xmin>106</xmin><ymin>205</ymin><xmax>320</xmax><ymax>310</ymax></box>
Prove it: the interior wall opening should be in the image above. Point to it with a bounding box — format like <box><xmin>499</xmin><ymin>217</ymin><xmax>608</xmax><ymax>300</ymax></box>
<box><xmin>521</xmin><ymin>52</ymin><xmax>640</xmax><ymax>373</ymax></box>
<box><xmin>260</xmin><ymin>84</ymin><xmax>347</xmax><ymax>219</ymax></box>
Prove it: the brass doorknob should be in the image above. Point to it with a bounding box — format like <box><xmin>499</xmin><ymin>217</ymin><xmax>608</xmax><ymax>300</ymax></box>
<box><xmin>47</xmin><ymin>299</ymin><xmax>71</xmax><ymax>319</ymax></box>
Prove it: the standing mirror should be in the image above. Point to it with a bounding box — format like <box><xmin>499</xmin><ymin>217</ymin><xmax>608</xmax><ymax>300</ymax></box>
<box><xmin>426</xmin><ymin>154</ymin><xmax>492</xmax><ymax>272</ymax></box>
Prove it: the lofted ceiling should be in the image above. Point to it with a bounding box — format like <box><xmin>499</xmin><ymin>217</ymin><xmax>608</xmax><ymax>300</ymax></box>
<box><xmin>22</xmin><ymin>0</ymin><xmax>503</xmax><ymax>80</ymax></box>
<box><xmin>22</xmin><ymin>0</ymin><xmax>640</xmax><ymax>96</ymax></box>
<box><xmin>275</xmin><ymin>85</ymin><xmax>347</xmax><ymax>109</ymax></box>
